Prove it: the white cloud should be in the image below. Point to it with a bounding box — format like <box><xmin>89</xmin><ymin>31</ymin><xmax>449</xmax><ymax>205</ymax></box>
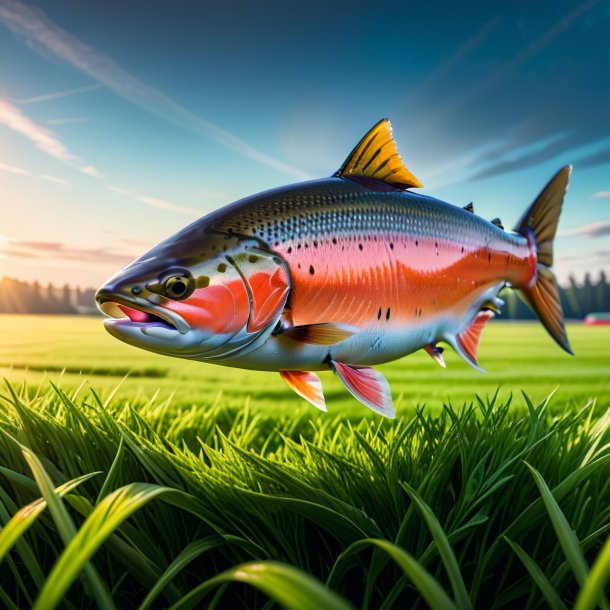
<box><xmin>0</xmin><ymin>160</ymin><xmax>30</xmax><ymax>175</ymax></box>
<box><xmin>40</xmin><ymin>174</ymin><xmax>70</xmax><ymax>185</ymax></box>
<box><xmin>106</xmin><ymin>185</ymin><xmax>199</xmax><ymax>217</ymax></box>
<box><xmin>80</xmin><ymin>165</ymin><xmax>104</xmax><ymax>179</ymax></box>
<box><xmin>0</xmin><ymin>0</ymin><xmax>309</xmax><ymax>179</ymax></box>
<box><xmin>17</xmin><ymin>83</ymin><xmax>102</xmax><ymax>104</ymax></box>
<box><xmin>0</xmin><ymin>159</ymin><xmax>70</xmax><ymax>185</ymax></box>
<box><xmin>592</xmin><ymin>191</ymin><xmax>610</xmax><ymax>199</ymax></box>
<box><xmin>0</xmin><ymin>97</ymin><xmax>103</xmax><ymax>178</ymax></box>
<box><xmin>47</xmin><ymin>117</ymin><xmax>88</xmax><ymax>126</ymax></box>
<box><xmin>559</xmin><ymin>221</ymin><xmax>610</xmax><ymax>239</ymax></box>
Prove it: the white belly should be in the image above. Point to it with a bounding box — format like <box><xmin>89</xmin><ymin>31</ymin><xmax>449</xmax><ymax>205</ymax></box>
<box><xmin>208</xmin><ymin>281</ymin><xmax>503</xmax><ymax>372</ymax></box>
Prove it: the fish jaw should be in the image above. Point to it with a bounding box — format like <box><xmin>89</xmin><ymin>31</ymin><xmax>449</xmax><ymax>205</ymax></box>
<box><xmin>96</xmin><ymin>290</ymin><xmax>201</xmax><ymax>356</ymax></box>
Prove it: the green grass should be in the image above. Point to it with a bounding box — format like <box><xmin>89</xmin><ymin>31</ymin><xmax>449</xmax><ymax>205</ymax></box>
<box><xmin>0</xmin><ymin>315</ymin><xmax>609</xmax><ymax>608</ymax></box>
<box><xmin>0</xmin><ymin>384</ymin><xmax>609</xmax><ymax>608</ymax></box>
<box><xmin>1</xmin><ymin>315</ymin><xmax>609</xmax><ymax>414</ymax></box>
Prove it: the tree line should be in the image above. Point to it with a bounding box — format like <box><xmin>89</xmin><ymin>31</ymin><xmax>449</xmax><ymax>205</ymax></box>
<box><xmin>0</xmin><ymin>272</ymin><xmax>608</xmax><ymax>317</ymax></box>
<box><xmin>0</xmin><ymin>277</ymin><xmax>97</xmax><ymax>314</ymax></box>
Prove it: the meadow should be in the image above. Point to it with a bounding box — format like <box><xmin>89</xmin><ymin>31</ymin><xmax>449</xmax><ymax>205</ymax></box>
<box><xmin>0</xmin><ymin>315</ymin><xmax>609</xmax><ymax>609</ymax></box>
<box><xmin>1</xmin><ymin>315</ymin><xmax>609</xmax><ymax>414</ymax></box>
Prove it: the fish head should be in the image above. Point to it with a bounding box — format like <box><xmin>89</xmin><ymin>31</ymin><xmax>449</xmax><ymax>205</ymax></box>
<box><xmin>95</xmin><ymin>225</ymin><xmax>290</xmax><ymax>360</ymax></box>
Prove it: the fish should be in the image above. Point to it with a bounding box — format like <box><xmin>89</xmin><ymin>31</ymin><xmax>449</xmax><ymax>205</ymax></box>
<box><xmin>96</xmin><ymin>119</ymin><xmax>573</xmax><ymax>418</ymax></box>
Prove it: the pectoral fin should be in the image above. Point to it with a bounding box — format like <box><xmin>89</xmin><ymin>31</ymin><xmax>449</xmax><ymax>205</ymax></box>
<box><xmin>330</xmin><ymin>361</ymin><xmax>395</xmax><ymax>418</ymax></box>
<box><xmin>279</xmin><ymin>323</ymin><xmax>358</xmax><ymax>345</ymax></box>
<box><xmin>280</xmin><ymin>370</ymin><xmax>326</xmax><ymax>412</ymax></box>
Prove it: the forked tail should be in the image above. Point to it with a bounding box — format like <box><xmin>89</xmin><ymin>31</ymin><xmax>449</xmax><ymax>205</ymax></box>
<box><xmin>514</xmin><ymin>166</ymin><xmax>573</xmax><ymax>355</ymax></box>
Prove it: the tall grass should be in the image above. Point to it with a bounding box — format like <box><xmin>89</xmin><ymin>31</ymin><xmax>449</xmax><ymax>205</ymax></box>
<box><xmin>0</xmin><ymin>382</ymin><xmax>609</xmax><ymax>609</ymax></box>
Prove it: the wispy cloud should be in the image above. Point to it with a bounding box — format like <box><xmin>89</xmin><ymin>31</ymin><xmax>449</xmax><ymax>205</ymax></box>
<box><xmin>560</xmin><ymin>221</ymin><xmax>610</xmax><ymax>239</ymax></box>
<box><xmin>405</xmin><ymin>17</ymin><xmax>502</xmax><ymax>108</ymax></box>
<box><xmin>592</xmin><ymin>191</ymin><xmax>610</xmax><ymax>199</ymax></box>
<box><xmin>2</xmin><ymin>237</ymin><xmax>134</xmax><ymax>265</ymax></box>
<box><xmin>0</xmin><ymin>0</ymin><xmax>308</xmax><ymax>179</ymax></box>
<box><xmin>462</xmin><ymin>1</ymin><xmax>596</xmax><ymax>125</ymax></box>
<box><xmin>0</xmin><ymin>159</ymin><xmax>69</xmax><ymax>185</ymax></box>
<box><xmin>0</xmin><ymin>97</ymin><xmax>103</xmax><ymax>177</ymax></box>
<box><xmin>40</xmin><ymin>174</ymin><xmax>70</xmax><ymax>185</ymax></box>
<box><xmin>47</xmin><ymin>117</ymin><xmax>88</xmax><ymax>126</ymax></box>
<box><xmin>0</xmin><ymin>160</ymin><xmax>30</xmax><ymax>175</ymax></box>
<box><xmin>81</xmin><ymin>165</ymin><xmax>104</xmax><ymax>178</ymax></box>
<box><xmin>106</xmin><ymin>186</ymin><xmax>200</xmax><ymax>217</ymax></box>
<box><xmin>575</xmin><ymin>147</ymin><xmax>610</xmax><ymax>170</ymax></box>
<box><xmin>404</xmin><ymin>0</ymin><xmax>605</xmax><ymax>184</ymax></box>
<box><xmin>16</xmin><ymin>83</ymin><xmax>102</xmax><ymax>104</ymax></box>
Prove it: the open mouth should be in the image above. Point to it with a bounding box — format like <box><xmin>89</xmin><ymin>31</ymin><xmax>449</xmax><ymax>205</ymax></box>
<box><xmin>97</xmin><ymin>295</ymin><xmax>186</xmax><ymax>333</ymax></box>
<box><xmin>116</xmin><ymin>304</ymin><xmax>177</xmax><ymax>329</ymax></box>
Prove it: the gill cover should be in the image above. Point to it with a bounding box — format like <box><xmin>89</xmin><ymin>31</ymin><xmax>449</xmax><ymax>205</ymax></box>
<box><xmin>167</xmin><ymin>244</ymin><xmax>290</xmax><ymax>359</ymax></box>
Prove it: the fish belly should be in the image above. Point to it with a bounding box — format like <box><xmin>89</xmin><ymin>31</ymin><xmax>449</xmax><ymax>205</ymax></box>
<box><xmin>219</xmin><ymin>280</ymin><xmax>504</xmax><ymax>372</ymax></box>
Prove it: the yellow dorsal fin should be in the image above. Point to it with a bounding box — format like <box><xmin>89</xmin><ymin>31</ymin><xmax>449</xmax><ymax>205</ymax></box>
<box><xmin>334</xmin><ymin>118</ymin><xmax>422</xmax><ymax>189</ymax></box>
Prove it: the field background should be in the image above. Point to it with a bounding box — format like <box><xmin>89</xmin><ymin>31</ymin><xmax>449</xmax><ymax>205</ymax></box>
<box><xmin>1</xmin><ymin>315</ymin><xmax>608</xmax><ymax>415</ymax></box>
<box><xmin>1</xmin><ymin>314</ymin><xmax>610</xmax><ymax>609</ymax></box>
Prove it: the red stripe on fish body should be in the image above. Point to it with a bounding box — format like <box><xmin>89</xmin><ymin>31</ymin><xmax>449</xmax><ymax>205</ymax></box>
<box><xmin>209</xmin><ymin>178</ymin><xmax>535</xmax><ymax>334</ymax></box>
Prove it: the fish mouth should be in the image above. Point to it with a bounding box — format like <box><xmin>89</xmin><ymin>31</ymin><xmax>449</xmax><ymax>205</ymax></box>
<box><xmin>96</xmin><ymin>292</ymin><xmax>188</xmax><ymax>334</ymax></box>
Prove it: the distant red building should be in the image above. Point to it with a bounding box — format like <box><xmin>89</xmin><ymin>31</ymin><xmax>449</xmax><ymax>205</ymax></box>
<box><xmin>584</xmin><ymin>313</ymin><xmax>610</xmax><ymax>326</ymax></box>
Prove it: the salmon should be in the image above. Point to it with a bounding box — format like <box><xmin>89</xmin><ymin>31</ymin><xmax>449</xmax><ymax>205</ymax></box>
<box><xmin>96</xmin><ymin>119</ymin><xmax>572</xmax><ymax>418</ymax></box>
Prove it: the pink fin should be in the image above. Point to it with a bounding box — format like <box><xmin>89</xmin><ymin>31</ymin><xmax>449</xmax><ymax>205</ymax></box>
<box><xmin>457</xmin><ymin>310</ymin><xmax>494</xmax><ymax>365</ymax></box>
<box><xmin>330</xmin><ymin>361</ymin><xmax>395</xmax><ymax>419</ymax></box>
<box><xmin>280</xmin><ymin>370</ymin><xmax>326</xmax><ymax>412</ymax></box>
<box><xmin>281</xmin><ymin>323</ymin><xmax>358</xmax><ymax>345</ymax></box>
<box><xmin>423</xmin><ymin>343</ymin><xmax>446</xmax><ymax>368</ymax></box>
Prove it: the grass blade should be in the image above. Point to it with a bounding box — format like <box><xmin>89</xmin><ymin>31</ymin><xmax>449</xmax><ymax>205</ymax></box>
<box><xmin>32</xmin><ymin>483</ymin><xmax>175</xmax><ymax>610</ymax></box>
<box><xmin>169</xmin><ymin>560</ymin><xmax>356</xmax><ymax>610</ymax></box>
<box><xmin>0</xmin><ymin>472</ymin><xmax>99</xmax><ymax>562</ymax></box>
<box><xmin>400</xmin><ymin>482</ymin><xmax>471</xmax><ymax>610</ymax></box>
<box><xmin>525</xmin><ymin>463</ymin><xmax>589</xmax><ymax>586</ymax></box>
<box><xmin>138</xmin><ymin>536</ymin><xmax>235</xmax><ymax>610</ymax></box>
<box><xmin>504</xmin><ymin>537</ymin><xmax>567</xmax><ymax>610</ymax></box>
<box><xmin>574</xmin><ymin>533</ymin><xmax>610</xmax><ymax>610</ymax></box>
<box><xmin>19</xmin><ymin>444</ymin><xmax>115</xmax><ymax>610</ymax></box>
<box><xmin>329</xmin><ymin>538</ymin><xmax>458</xmax><ymax>610</ymax></box>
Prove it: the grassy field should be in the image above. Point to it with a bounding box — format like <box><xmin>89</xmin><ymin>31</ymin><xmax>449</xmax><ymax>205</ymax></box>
<box><xmin>1</xmin><ymin>315</ymin><xmax>609</xmax><ymax>415</ymax></box>
<box><xmin>0</xmin><ymin>314</ymin><xmax>609</xmax><ymax>609</ymax></box>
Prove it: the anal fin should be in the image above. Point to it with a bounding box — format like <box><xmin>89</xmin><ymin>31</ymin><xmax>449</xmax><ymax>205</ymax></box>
<box><xmin>424</xmin><ymin>343</ymin><xmax>446</xmax><ymax>368</ymax></box>
<box><xmin>452</xmin><ymin>310</ymin><xmax>494</xmax><ymax>371</ymax></box>
<box><xmin>330</xmin><ymin>361</ymin><xmax>395</xmax><ymax>419</ymax></box>
<box><xmin>280</xmin><ymin>322</ymin><xmax>358</xmax><ymax>345</ymax></box>
<box><xmin>280</xmin><ymin>370</ymin><xmax>326</xmax><ymax>412</ymax></box>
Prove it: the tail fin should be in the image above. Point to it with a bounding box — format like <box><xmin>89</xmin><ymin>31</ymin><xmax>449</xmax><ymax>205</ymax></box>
<box><xmin>514</xmin><ymin>166</ymin><xmax>573</xmax><ymax>355</ymax></box>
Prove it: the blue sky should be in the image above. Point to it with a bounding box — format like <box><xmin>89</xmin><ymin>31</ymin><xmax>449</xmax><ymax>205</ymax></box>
<box><xmin>0</xmin><ymin>0</ymin><xmax>608</xmax><ymax>287</ymax></box>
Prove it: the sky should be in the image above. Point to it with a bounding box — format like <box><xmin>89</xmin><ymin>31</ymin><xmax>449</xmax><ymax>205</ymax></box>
<box><xmin>0</xmin><ymin>0</ymin><xmax>608</xmax><ymax>288</ymax></box>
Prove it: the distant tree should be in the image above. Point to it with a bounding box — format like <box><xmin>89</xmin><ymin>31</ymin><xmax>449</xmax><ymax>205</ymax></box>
<box><xmin>595</xmin><ymin>271</ymin><xmax>608</xmax><ymax>312</ymax></box>
<box><xmin>564</xmin><ymin>275</ymin><xmax>581</xmax><ymax>318</ymax></box>
<box><xmin>45</xmin><ymin>283</ymin><xmax>61</xmax><ymax>313</ymax></box>
<box><xmin>28</xmin><ymin>280</ymin><xmax>45</xmax><ymax>313</ymax></box>
<box><xmin>583</xmin><ymin>273</ymin><xmax>595</xmax><ymax>315</ymax></box>
<box><xmin>61</xmin><ymin>284</ymin><xmax>75</xmax><ymax>313</ymax></box>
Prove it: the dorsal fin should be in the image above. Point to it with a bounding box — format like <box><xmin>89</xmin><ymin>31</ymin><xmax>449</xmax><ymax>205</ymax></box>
<box><xmin>335</xmin><ymin>118</ymin><xmax>422</xmax><ymax>189</ymax></box>
<box><xmin>464</xmin><ymin>202</ymin><xmax>474</xmax><ymax>213</ymax></box>
<box><xmin>490</xmin><ymin>217</ymin><xmax>504</xmax><ymax>229</ymax></box>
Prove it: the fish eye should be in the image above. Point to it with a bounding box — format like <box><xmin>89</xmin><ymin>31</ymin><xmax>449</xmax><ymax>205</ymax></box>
<box><xmin>164</xmin><ymin>274</ymin><xmax>194</xmax><ymax>300</ymax></box>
